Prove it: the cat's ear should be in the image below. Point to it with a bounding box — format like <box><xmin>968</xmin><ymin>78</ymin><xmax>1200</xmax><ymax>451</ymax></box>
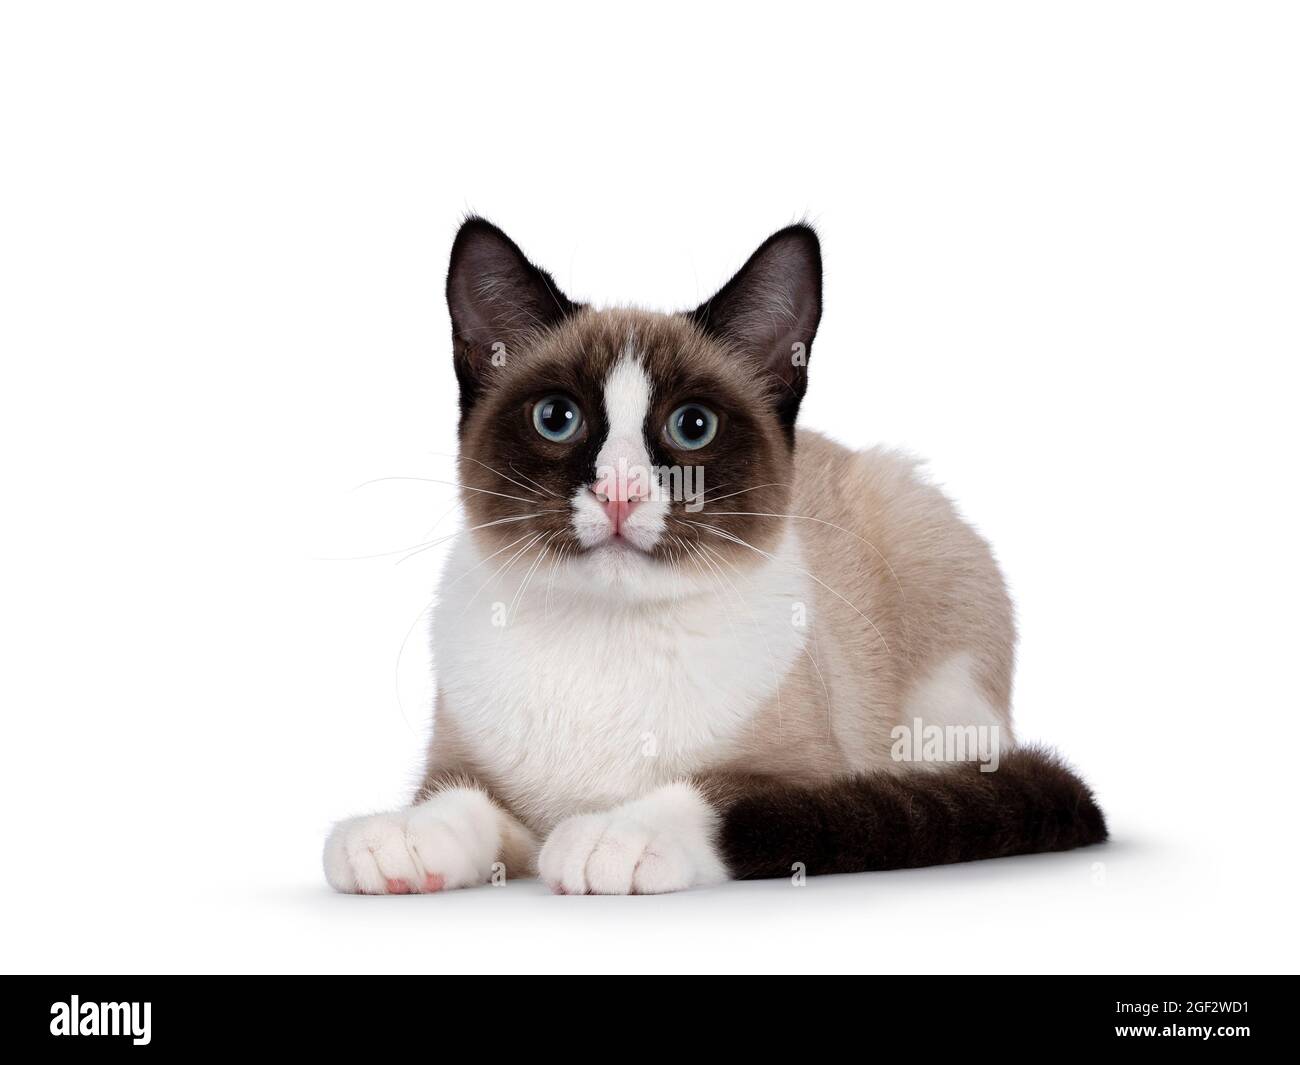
<box><xmin>689</xmin><ymin>224</ymin><xmax>822</xmax><ymax>430</ymax></box>
<box><xmin>445</xmin><ymin>217</ymin><xmax>581</xmax><ymax>416</ymax></box>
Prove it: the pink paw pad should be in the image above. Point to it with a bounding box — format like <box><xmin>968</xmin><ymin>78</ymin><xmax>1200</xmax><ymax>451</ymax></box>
<box><xmin>386</xmin><ymin>878</ymin><xmax>411</xmax><ymax>894</ymax></box>
<box><xmin>424</xmin><ymin>872</ymin><xmax>445</xmax><ymax>892</ymax></box>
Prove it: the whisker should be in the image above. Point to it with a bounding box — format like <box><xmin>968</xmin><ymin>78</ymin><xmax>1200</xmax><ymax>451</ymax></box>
<box><xmin>395</xmin><ymin>513</ymin><xmax>551</xmax><ymax>566</ymax></box>
<box><xmin>506</xmin><ymin>532</ymin><xmax>556</xmax><ymax>625</ymax></box>
<box><xmin>353</xmin><ymin>475</ymin><xmax>542</xmax><ymax>507</ymax></box>
<box><xmin>677</xmin><ymin>536</ymin><xmax>746</xmax><ymax>656</ymax></box>
<box><xmin>692</xmin><ymin>539</ymin><xmax>786</xmax><ymax>729</ymax></box>
<box><xmin>697</xmin><ymin>482</ymin><xmax>792</xmax><ymax>504</ymax></box>
<box><xmin>420</xmin><ymin>498</ymin><xmax>465</xmax><ymax>540</ymax></box>
<box><xmin>459</xmin><ymin>455</ymin><xmax>545</xmax><ymax>498</ymax></box>
<box><xmin>392</xmin><ymin>595</ymin><xmax>436</xmax><ymax>739</ymax></box>
<box><xmin>545</xmin><ymin>541</ymin><xmax>571</xmax><ymax>619</ymax></box>
<box><xmin>509</xmin><ymin>462</ymin><xmax>563</xmax><ymax>499</ymax></box>
<box><xmin>699</xmin><ymin>510</ymin><xmax>904</xmax><ymax>597</ymax></box>
<box><xmin>444</xmin><ymin>529</ymin><xmax>538</xmax><ymax>590</ymax></box>
<box><xmin>683</xmin><ymin>519</ymin><xmax>891</xmax><ymax>654</ymax></box>
<box><xmin>699</xmin><ymin>539</ymin><xmax>834</xmax><ymax>741</ymax></box>
<box><xmin>463</xmin><ymin>530</ymin><xmax>547</xmax><ymax>614</ymax></box>
<box><xmin>425</xmin><ymin>449</ymin><xmax>549</xmax><ymax>501</ymax></box>
<box><xmin>316</xmin><ymin>512</ymin><xmax>548</xmax><ymax>563</ymax></box>
<box><xmin>690</xmin><ymin>480</ymin><xmax>729</xmax><ymax>501</ymax></box>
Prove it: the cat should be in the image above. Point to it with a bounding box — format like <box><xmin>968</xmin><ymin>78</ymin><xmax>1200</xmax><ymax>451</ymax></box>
<box><xmin>323</xmin><ymin>218</ymin><xmax>1106</xmax><ymax>895</ymax></box>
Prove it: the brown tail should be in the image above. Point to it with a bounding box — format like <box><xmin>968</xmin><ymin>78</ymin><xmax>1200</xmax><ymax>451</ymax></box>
<box><xmin>697</xmin><ymin>746</ymin><xmax>1107</xmax><ymax>880</ymax></box>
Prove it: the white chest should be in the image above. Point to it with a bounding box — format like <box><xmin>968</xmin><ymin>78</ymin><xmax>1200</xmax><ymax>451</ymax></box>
<box><xmin>431</xmin><ymin>534</ymin><xmax>808</xmax><ymax>828</ymax></box>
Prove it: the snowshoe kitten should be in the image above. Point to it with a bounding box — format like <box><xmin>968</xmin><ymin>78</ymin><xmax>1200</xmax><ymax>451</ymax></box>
<box><xmin>323</xmin><ymin>218</ymin><xmax>1106</xmax><ymax>895</ymax></box>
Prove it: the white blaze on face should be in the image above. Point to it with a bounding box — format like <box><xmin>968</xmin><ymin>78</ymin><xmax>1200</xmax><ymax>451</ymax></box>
<box><xmin>570</xmin><ymin>347</ymin><xmax>668</xmax><ymax>552</ymax></box>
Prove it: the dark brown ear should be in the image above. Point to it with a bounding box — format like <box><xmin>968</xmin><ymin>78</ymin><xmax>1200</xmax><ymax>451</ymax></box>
<box><xmin>446</xmin><ymin>217</ymin><xmax>581</xmax><ymax>418</ymax></box>
<box><xmin>689</xmin><ymin>224</ymin><xmax>822</xmax><ymax>433</ymax></box>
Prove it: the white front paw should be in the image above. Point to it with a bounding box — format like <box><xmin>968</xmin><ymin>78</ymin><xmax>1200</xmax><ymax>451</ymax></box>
<box><xmin>538</xmin><ymin>782</ymin><xmax>729</xmax><ymax>895</ymax></box>
<box><xmin>323</xmin><ymin>788</ymin><xmax>503</xmax><ymax>894</ymax></box>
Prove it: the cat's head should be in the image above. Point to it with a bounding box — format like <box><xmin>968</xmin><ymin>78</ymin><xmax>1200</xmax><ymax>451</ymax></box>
<box><xmin>445</xmin><ymin>217</ymin><xmax>821</xmax><ymax>602</ymax></box>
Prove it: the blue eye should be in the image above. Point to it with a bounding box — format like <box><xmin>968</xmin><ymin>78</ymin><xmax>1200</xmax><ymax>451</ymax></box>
<box><xmin>666</xmin><ymin>404</ymin><xmax>718</xmax><ymax>450</ymax></box>
<box><xmin>532</xmin><ymin>394</ymin><xmax>584</xmax><ymax>442</ymax></box>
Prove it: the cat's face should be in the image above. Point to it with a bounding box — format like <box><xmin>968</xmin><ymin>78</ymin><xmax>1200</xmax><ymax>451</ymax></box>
<box><xmin>445</xmin><ymin>219</ymin><xmax>821</xmax><ymax>602</ymax></box>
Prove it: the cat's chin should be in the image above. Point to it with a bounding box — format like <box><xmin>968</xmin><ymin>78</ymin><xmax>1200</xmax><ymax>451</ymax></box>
<box><xmin>568</xmin><ymin>538</ymin><xmax>705</xmax><ymax>604</ymax></box>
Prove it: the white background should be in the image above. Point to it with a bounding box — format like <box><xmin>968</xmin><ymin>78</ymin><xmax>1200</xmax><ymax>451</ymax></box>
<box><xmin>2</xmin><ymin>1</ymin><xmax>1297</xmax><ymax>974</ymax></box>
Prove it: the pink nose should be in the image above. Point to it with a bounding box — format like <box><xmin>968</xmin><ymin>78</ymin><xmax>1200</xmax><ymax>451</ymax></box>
<box><xmin>592</xmin><ymin>488</ymin><xmax>646</xmax><ymax>536</ymax></box>
<box><xmin>606</xmin><ymin>497</ymin><xmax>633</xmax><ymax>533</ymax></box>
